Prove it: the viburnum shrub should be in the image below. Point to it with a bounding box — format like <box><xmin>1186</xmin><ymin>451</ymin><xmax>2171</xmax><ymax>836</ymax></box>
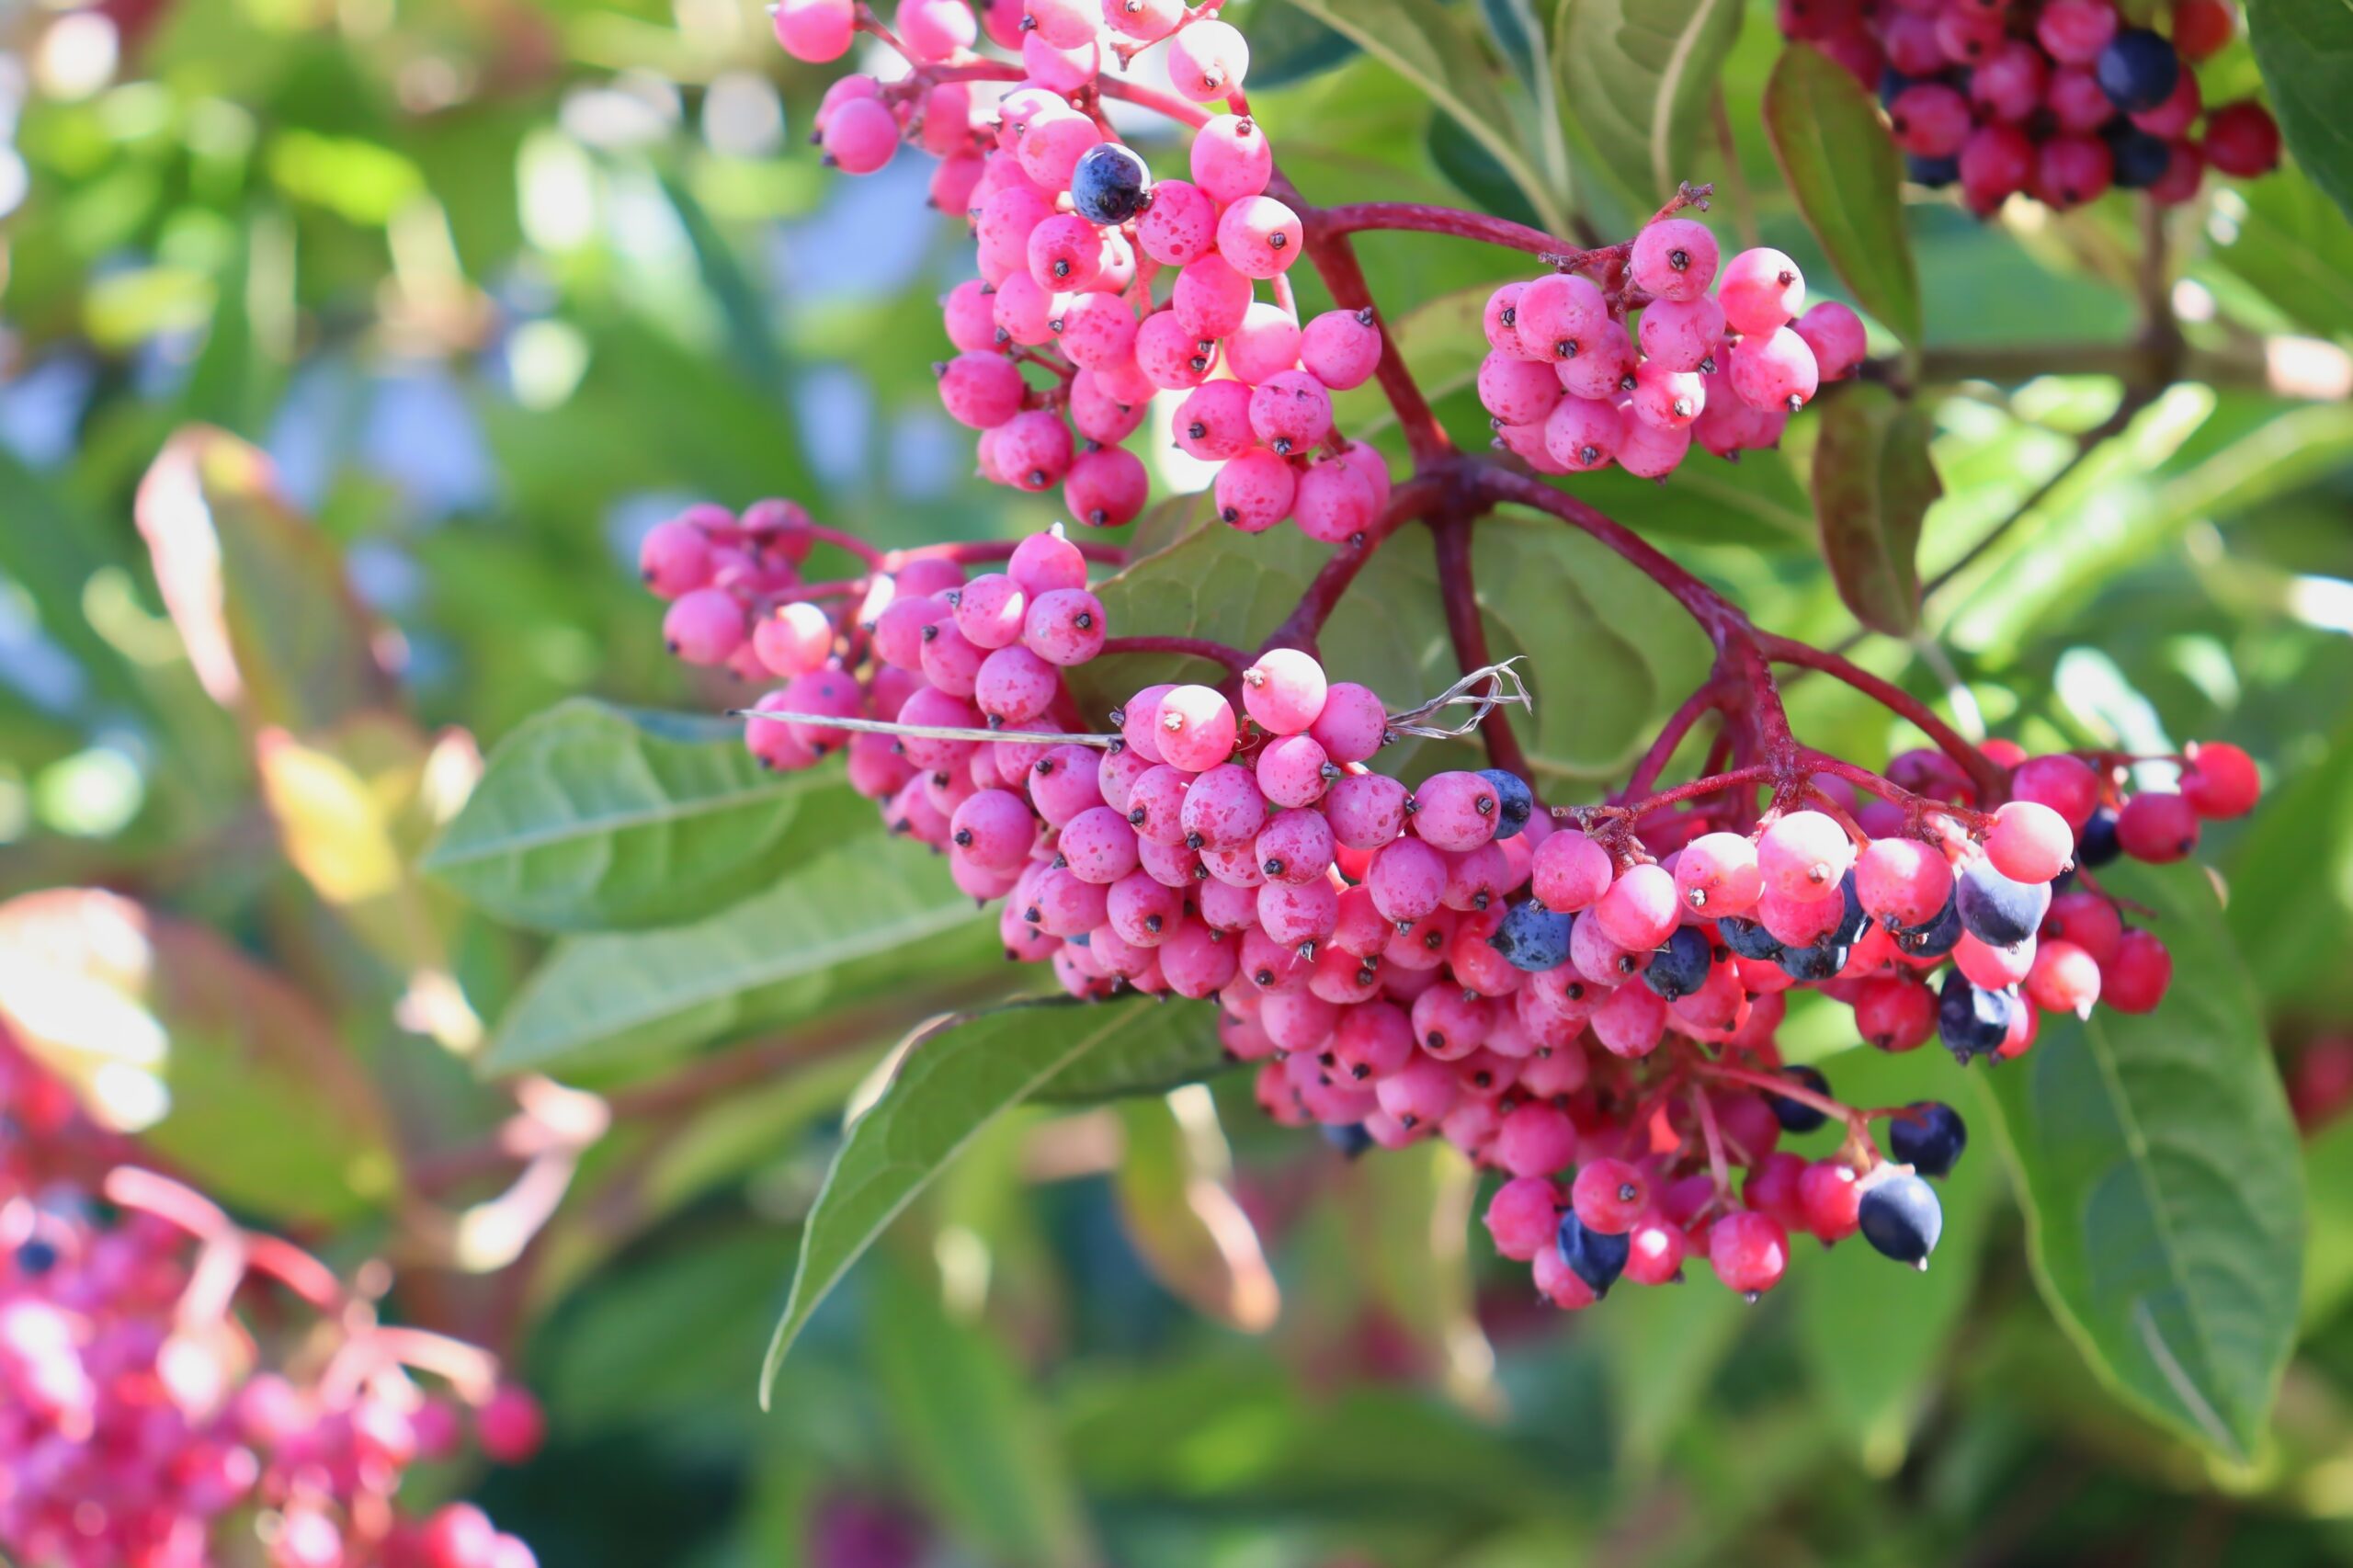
<box><xmin>0</xmin><ymin>1029</ymin><xmax>542</xmax><ymax>1567</ymax></box>
<box><xmin>616</xmin><ymin>0</ymin><xmax>2287</xmax><ymax>1312</ymax></box>
<box><xmin>1780</xmin><ymin>0</ymin><xmax>2279</xmax><ymax>212</ymax></box>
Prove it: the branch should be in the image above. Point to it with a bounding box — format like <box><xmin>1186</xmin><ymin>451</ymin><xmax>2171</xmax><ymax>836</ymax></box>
<box><xmin>1298</xmin><ymin>211</ymin><xmax>1451</xmax><ymax>464</ymax></box>
<box><xmin>1257</xmin><ymin>470</ymin><xmax>1449</xmax><ymax>656</ymax></box>
<box><xmin>1758</xmin><ymin>633</ymin><xmax>2002</xmax><ymax>801</ymax></box>
<box><xmin>1315</xmin><ymin>202</ymin><xmax>1571</xmax><ymax>259</ymax></box>
<box><xmin>1430</xmin><ymin>514</ymin><xmax>1534</xmax><ymax>782</ymax></box>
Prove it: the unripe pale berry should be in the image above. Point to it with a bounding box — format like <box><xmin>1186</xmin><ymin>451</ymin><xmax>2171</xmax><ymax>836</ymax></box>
<box><xmin>1717</xmin><ymin>247</ymin><xmax>1806</xmax><ymax>335</ymax></box>
<box><xmin>1166</xmin><ymin>17</ymin><xmax>1249</xmax><ymax>100</ymax></box>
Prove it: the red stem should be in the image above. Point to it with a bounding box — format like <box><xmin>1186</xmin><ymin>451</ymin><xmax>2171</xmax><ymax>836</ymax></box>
<box><xmin>1257</xmin><ymin>472</ymin><xmax>1450</xmax><ymax>656</ymax></box>
<box><xmin>1620</xmin><ymin>682</ymin><xmax>1727</xmax><ymax>802</ymax></box>
<box><xmin>1430</xmin><ymin>514</ymin><xmax>1535</xmax><ymax>783</ymax></box>
<box><xmin>1759</xmin><ymin>633</ymin><xmax>2002</xmax><ymax>801</ymax></box>
<box><xmin>1316</xmin><ymin>202</ymin><xmax>1570</xmax><ymax>259</ymax></box>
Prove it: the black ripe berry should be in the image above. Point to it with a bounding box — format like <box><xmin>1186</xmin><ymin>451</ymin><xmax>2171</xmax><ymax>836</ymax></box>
<box><xmin>1557</xmin><ymin>1210</ymin><xmax>1630</xmax><ymax>1298</ymax></box>
<box><xmin>1897</xmin><ymin>892</ymin><xmax>1962</xmax><ymax>959</ymax></box>
<box><xmin>1955</xmin><ymin>858</ymin><xmax>2051</xmax><ymax>947</ymax></box>
<box><xmin>2078</xmin><ymin>807</ymin><xmax>2122</xmax><ymax>868</ymax></box>
<box><xmin>1938</xmin><ymin>969</ymin><xmax>2014</xmax><ymax>1063</ymax></box>
<box><xmin>1718</xmin><ymin>915</ymin><xmax>1786</xmax><ymax>962</ymax></box>
<box><xmin>1905</xmin><ymin>153</ymin><xmax>1960</xmax><ymax>189</ymax></box>
<box><xmin>1490</xmin><ymin>902</ymin><xmax>1574</xmax><ymax>973</ymax></box>
<box><xmin>1859</xmin><ymin>1172</ymin><xmax>1943</xmax><ymax>1268</ymax></box>
<box><xmin>2097</xmin><ymin>28</ymin><xmax>2181</xmax><ymax>114</ymax></box>
<box><xmin>1643</xmin><ymin>926</ymin><xmax>1715</xmax><ymax>1002</ymax></box>
<box><xmin>1768</xmin><ymin>1064</ymin><xmax>1833</xmax><ymax>1133</ymax></box>
<box><xmin>2107</xmin><ymin>123</ymin><xmax>2172</xmax><ymax>189</ymax></box>
<box><xmin>1888</xmin><ymin>1101</ymin><xmax>1968</xmax><ymax>1178</ymax></box>
<box><xmin>1322</xmin><ymin>1122</ymin><xmax>1375</xmax><ymax>1159</ymax></box>
<box><xmin>1477</xmin><ymin>768</ymin><xmax>1535</xmax><ymax>839</ymax></box>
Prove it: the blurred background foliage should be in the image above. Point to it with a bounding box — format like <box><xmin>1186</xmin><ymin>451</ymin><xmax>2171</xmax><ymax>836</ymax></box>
<box><xmin>6</xmin><ymin>0</ymin><xmax>2353</xmax><ymax>1561</ymax></box>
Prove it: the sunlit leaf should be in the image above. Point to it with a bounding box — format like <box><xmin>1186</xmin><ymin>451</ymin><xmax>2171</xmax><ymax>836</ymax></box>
<box><xmin>1763</xmin><ymin>44</ymin><xmax>1923</xmax><ymax>346</ymax></box>
<box><xmin>1812</xmin><ymin>382</ymin><xmax>1940</xmax><ymax>636</ymax></box>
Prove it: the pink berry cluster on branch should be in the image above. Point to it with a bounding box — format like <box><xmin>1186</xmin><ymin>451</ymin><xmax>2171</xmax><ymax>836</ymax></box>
<box><xmin>0</xmin><ymin>1031</ymin><xmax>544</xmax><ymax>1568</ymax></box>
<box><xmin>1785</xmin><ymin>0</ymin><xmax>2279</xmax><ymax>213</ymax></box>
<box><xmin>1476</xmin><ymin>215</ymin><xmax>1867</xmax><ymax>478</ymax></box>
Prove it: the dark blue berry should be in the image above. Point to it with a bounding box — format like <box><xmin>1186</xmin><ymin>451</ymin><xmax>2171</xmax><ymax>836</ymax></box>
<box><xmin>1717</xmin><ymin>915</ymin><xmax>1785</xmax><ymax>962</ymax></box>
<box><xmin>1779</xmin><ymin>937</ymin><xmax>1850</xmax><ymax>983</ymax></box>
<box><xmin>1955</xmin><ymin>858</ymin><xmax>2051</xmax><ymax>947</ymax></box>
<box><xmin>1938</xmin><ymin>969</ymin><xmax>2014</xmax><ymax>1063</ymax></box>
<box><xmin>1557</xmin><ymin>1210</ymin><xmax>1631</xmax><ymax>1298</ymax></box>
<box><xmin>1643</xmin><ymin>925</ymin><xmax>1715</xmax><ymax>1001</ymax></box>
<box><xmin>1859</xmin><ymin>1172</ymin><xmax>1944</xmax><ymax>1267</ymax></box>
<box><xmin>1878</xmin><ymin>67</ymin><xmax>1916</xmax><ymax>108</ymax></box>
<box><xmin>2096</xmin><ymin>28</ymin><xmax>2181</xmax><ymax>114</ymax></box>
<box><xmin>1897</xmin><ymin>891</ymin><xmax>1962</xmax><ymax>959</ymax></box>
<box><xmin>1322</xmin><ymin>1122</ymin><xmax>1375</xmax><ymax>1159</ymax></box>
<box><xmin>1906</xmin><ymin>153</ymin><xmax>1961</xmax><ymax>188</ymax></box>
<box><xmin>1831</xmin><ymin>870</ymin><xmax>1870</xmax><ymax>946</ymax></box>
<box><xmin>14</xmin><ymin>1238</ymin><xmax>59</xmax><ymax>1277</ymax></box>
<box><xmin>1887</xmin><ymin>1101</ymin><xmax>1968</xmax><ymax>1177</ymax></box>
<box><xmin>1770</xmin><ymin>1064</ymin><xmax>1833</xmax><ymax>1133</ymax></box>
<box><xmin>1070</xmin><ymin>142</ymin><xmax>1154</xmax><ymax>226</ymax></box>
<box><xmin>1489</xmin><ymin>901</ymin><xmax>1574</xmax><ymax>972</ymax></box>
<box><xmin>2078</xmin><ymin>807</ymin><xmax>2121</xmax><ymax>868</ymax></box>
<box><xmin>2106</xmin><ymin>123</ymin><xmax>2172</xmax><ymax>188</ymax></box>
<box><xmin>1477</xmin><ymin>769</ymin><xmax>1535</xmax><ymax>839</ymax></box>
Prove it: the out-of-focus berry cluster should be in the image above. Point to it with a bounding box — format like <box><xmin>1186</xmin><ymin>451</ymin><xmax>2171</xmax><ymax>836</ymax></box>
<box><xmin>1783</xmin><ymin>0</ymin><xmax>2279</xmax><ymax>213</ymax></box>
<box><xmin>1477</xmin><ymin>222</ymin><xmax>1867</xmax><ymax>477</ymax></box>
<box><xmin>1</xmin><ymin>1029</ymin><xmax>542</xmax><ymax>1568</ymax></box>
<box><xmin>774</xmin><ymin>0</ymin><xmax>1401</xmax><ymax>543</ymax></box>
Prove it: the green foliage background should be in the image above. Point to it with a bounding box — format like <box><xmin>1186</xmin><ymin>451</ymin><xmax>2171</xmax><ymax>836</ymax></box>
<box><xmin>6</xmin><ymin>0</ymin><xmax>2353</xmax><ymax>1561</ymax></box>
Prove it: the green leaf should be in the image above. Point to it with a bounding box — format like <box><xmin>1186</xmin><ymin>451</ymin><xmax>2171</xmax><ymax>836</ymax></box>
<box><xmin>2245</xmin><ymin>0</ymin><xmax>2353</xmax><ymax>223</ymax></box>
<box><xmin>1280</xmin><ymin>0</ymin><xmax>1572</xmax><ymax>237</ymax></box>
<box><xmin>1762</xmin><ymin>44</ymin><xmax>1924</xmax><ymax>347</ymax></box>
<box><xmin>423</xmin><ymin>699</ymin><xmax>868</xmax><ymax>933</ymax></box>
<box><xmin>865</xmin><ymin>1261</ymin><xmax>1096</xmax><ymax>1568</ymax></box>
<box><xmin>1592</xmin><ymin>1258</ymin><xmax>1747</xmax><ymax>1467</ymax></box>
<box><xmin>1080</xmin><ymin>514</ymin><xmax>1712</xmax><ymax>785</ymax></box>
<box><xmin>2202</xmin><ymin>164</ymin><xmax>2353</xmax><ymax>338</ymax></box>
<box><xmin>1977</xmin><ymin>859</ymin><xmax>2303</xmax><ymax>1464</ymax></box>
<box><xmin>2224</xmin><ymin>706</ymin><xmax>2353</xmax><ymax>1004</ymax></box>
<box><xmin>1554</xmin><ymin>0</ymin><xmax>1744</xmax><ymax>208</ymax></box>
<box><xmin>2301</xmin><ymin>1115</ymin><xmax>2353</xmax><ymax>1328</ymax></box>
<box><xmin>133</xmin><ymin>426</ymin><xmax>399</xmax><ymax>736</ymax></box>
<box><xmin>1236</xmin><ymin>0</ymin><xmax>1360</xmax><ymax>88</ymax></box>
<box><xmin>761</xmin><ymin>997</ymin><xmax>1222</xmax><ymax>1397</ymax></box>
<box><xmin>0</xmin><ymin>890</ymin><xmax>400</xmax><ymax>1223</ymax></box>
<box><xmin>1794</xmin><ymin>1048</ymin><xmax>2001</xmax><ymax>1471</ymax></box>
<box><xmin>1811</xmin><ymin>382</ymin><xmax>1940</xmax><ymax>636</ymax></box>
<box><xmin>1428</xmin><ymin>113</ymin><xmax>1546</xmax><ymax>231</ymax></box>
<box><xmin>1479</xmin><ymin>0</ymin><xmax>1571</xmax><ymax>189</ymax></box>
<box><xmin>481</xmin><ymin>830</ymin><xmax>1000</xmax><ymax>1076</ymax></box>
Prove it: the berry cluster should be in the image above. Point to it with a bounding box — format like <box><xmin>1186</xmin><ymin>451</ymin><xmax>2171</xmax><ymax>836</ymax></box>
<box><xmin>1477</xmin><ymin>222</ymin><xmax>1865</xmax><ymax>476</ymax></box>
<box><xmin>1</xmin><ymin>1029</ymin><xmax>542</xmax><ymax>1568</ymax></box>
<box><xmin>778</xmin><ymin>0</ymin><xmax>1399</xmax><ymax>541</ymax></box>
<box><xmin>1783</xmin><ymin>0</ymin><xmax>2280</xmax><ymax>212</ymax></box>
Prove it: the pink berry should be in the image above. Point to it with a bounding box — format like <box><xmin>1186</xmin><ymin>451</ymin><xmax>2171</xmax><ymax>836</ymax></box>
<box><xmin>1174</xmin><ymin>381</ymin><xmax>1257</xmax><ymax>462</ymax></box>
<box><xmin>1216</xmin><ymin>195</ymin><xmax>1302</xmax><ymax>278</ymax></box>
<box><xmin>1638</xmin><ymin>295</ymin><xmax>1725</xmax><ymax>373</ymax></box>
<box><xmin>1178</xmin><ymin>761</ymin><xmax>1262</xmax><ymax>848</ymax></box>
<box><xmin>1478</xmin><ymin>351</ymin><xmax>1567</xmax><ymax>427</ymax></box>
<box><xmin>1717</xmin><ymin>247</ymin><xmax>1805</xmax><ymax>336</ymax></box>
<box><xmin>1758</xmin><ymin>811</ymin><xmax>1853</xmax><ymax>900</ymax></box>
<box><xmin>1595</xmin><ymin>863</ymin><xmax>1679</xmax><ymax>950</ymax></box>
<box><xmin>974</xmin><ymin>643</ymin><xmax>1061</xmax><ymax>724</ymax></box>
<box><xmin>663</xmin><ymin>587</ymin><xmax>746</xmax><ymax>665</ymax></box>
<box><xmin>1021</xmin><ymin>586</ymin><xmax>1107</xmax><ymax>665</ymax></box>
<box><xmin>1728</xmin><ymin>326</ymin><xmax>1820</xmax><ymax>413</ymax></box>
<box><xmin>1854</xmin><ymin>836</ymin><xmax>1951</xmax><ymax>928</ymax></box>
<box><xmin>1256</xmin><ymin>733</ymin><xmax>1332</xmax><ymax>808</ymax></box>
<box><xmin>2035</xmin><ymin>0</ymin><xmax>2118</xmax><ymax>64</ymax></box>
<box><xmin>2117</xmin><ymin>790</ymin><xmax>2200</xmax><ymax>861</ymax></box>
<box><xmin>1889</xmin><ymin>83</ymin><xmax>1972</xmax><ymax>158</ymax></box>
<box><xmin>1411</xmin><ymin>771</ymin><xmax>1502</xmax><ymax>853</ymax></box>
<box><xmin>1985</xmin><ymin>800</ymin><xmax>2075</xmax><ymax>883</ymax></box>
<box><xmin>1242</xmin><ymin>647</ymin><xmax>1327</xmax><ymax>735</ymax></box>
<box><xmin>2182</xmin><ymin>742</ymin><xmax>2259</xmax><ymax>819</ymax></box>
<box><xmin>1064</xmin><ymin>446</ymin><xmax>1148</xmax><ymax>528</ymax></box>
<box><xmin>1214</xmin><ymin>447</ymin><xmax>1298</xmax><ymax>533</ymax></box>
<box><xmin>822</xmin><ymin>97</ymin><xmax>900</xmax><ymax>176</ymax></box>
<box><xmin>1188</xmin><ymin>112</ymin><xmax>1271</xmax><ymax>203</ymax></box>
<box><xmin>1299</xmin><ymin>308</ymin><xmax>1381</xmax><ymax>390</ymax></box>
<box><xmin>1572</xmin><ymin>1158</ymin><xmax>1649</xmax><ymax>1235</ymax></box>
<box><xmin>937</xmin><ymin>351</ymin><xmax>1026</xmax><ymax>429</ymax></box>
<box><xmin>1224</xmin><ymin>301</ymin><xmax>1302</xmax><ymax>386</ymax></box>
<box><xmin>1676</xmin><ymin>832</ymin><xmax>1763</xmax><ymax>915</ymax></box>
<box><xmin>1166</xmin><ymin>17</ymin><xmax>1248</xmax><ymax>100</ymax></box>
<box><xmin>1591</xmin><ymin>982</ymin><xmax>1667</xmax><ymax>1058</ymax></box>
<box><xmin>1531</xmin><ymin>829</ymin><xmax>1611</xmax><ymax>913</ymax></box>
<box><xmin>2034</xmin><ymin>134</ymin><xmax>2114</xmax><ymax>209</ymax></box>
<box><xmin>1494</xmin><ymin>1100</ymin><xmax>1578</xmax><ymax>1178</ymax></box>
<box><xmin>2104</xmin><ymin>928</ymin><xmax>2171</xmax><ymax>1012</ymax></box>
<box><xmin>1248</xmin><ymin>369</ymin><xmax>1334</xmax><ymax>454</ymax></box>
<box><xmin>1136</xmin><ymin>178</ymin><xmax>1217</xmax><ymax>266</ymax></box>
<box><xmin>1545</xmin><ymin>393</ymin><xmax>1626</xmax><ymax>470</ymax></box>
<box><xmin>477</xmin><ymin>1384</ymin><xmax>546</xmax><ymax>1464</ymax></box>
<box><xmin>1173</xmin><ymin>255</ymin><xmax>1254</xmax><ymax>339</ymax></box>
<box><xmin>1514</xmin><ymin>272</ymin><xmax>1609</xmax><ymax>363</ymax></box>
<box><xmin>1484</xmin><ymin>1176</ymin><xmax>1562</xmax><ymax>1261</ymax></box>
<box><xmin>772</xmin><ymin>0</ymin><xmax>854</xmax><ymax>60</ymax></box>
<box><xmin>1293</xmin><ymin>452</ymin><xmax>1381</xmax><ymax>543</ymax></box>
<box><xmin>1309</xmin><ymin>682</ymin><xmax>1389</xmax><ymax>764</ymax></box>
<box><xmin>1708</xmin><ymin>1210</ymin><xmax>1789</xmax><ymax>1296</ymax></box>
<box><xmin>637</xmin><ymin>517</ymin><xmax>714</xmax><ymax>598</ymax></box>
<box><xmin>1628</xmin><ymin>361</ymin><xmax>1706</xmax><ymax>432</ymax></box>
<box><xmin>1792</xmin><ymin>301</ymin><xmax>1867</xmax><ymax>382</ymax></box>
<box><xmin>1324</xmin><ymin>771</ymin><xmax>1409</xmax><ymax>849</ymax></box>
<box><xmin>1630</xmin><ymin>218</ymin><xmax>1720</xmax><ymax>302</ymax></box>
<box><xmin>952</xmin><ymin>789</ymin><xmax>1040</xmax><ymax>873</ymax></box>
